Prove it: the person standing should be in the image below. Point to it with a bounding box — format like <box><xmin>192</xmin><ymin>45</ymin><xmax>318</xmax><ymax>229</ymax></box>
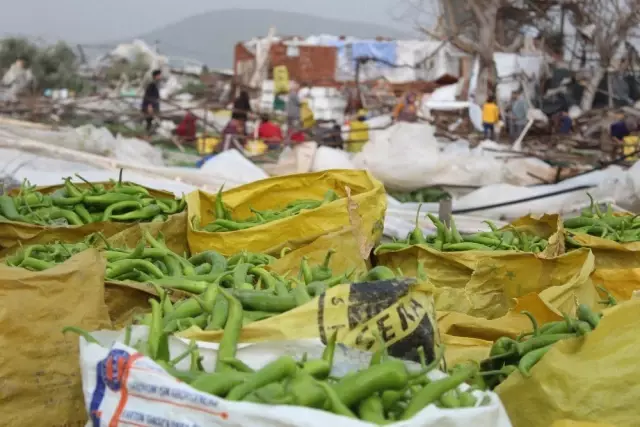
<box><xmin>287</xmin><ymin>85</ymin><xmax>302</xmax><ymax>131</ymax></box>
<box><xmin>142</xmin><ymin>69</ymin><xmax>162</xmax><ymax>135</ymax></box>
<box><xmin>231</xmin><ymin>90</ymin><xmax>251</xmax><ymax>135</ymax></box>
<box><xmin>346</xmin><ymin>109</ymin><xmax>370</xmax><ymax>153</ymax></box>
<box><xmin>392</xmin><ymin>92</ymin><xmax>419</xmax><ymax>123</ymax></box>
<box><xmin>510</xmin><ymin>89</ymin><xmax>529</xmax><ymax>141</ymax></box>
<box><xmin>257</xmin><ymin>114</ymin><xmax>283</xmax><ymax>146</ymax></box>
<box><xmin>482</xmin><ymin>95</ymin><xmax>499</xmax><ymax>140</ymax></box>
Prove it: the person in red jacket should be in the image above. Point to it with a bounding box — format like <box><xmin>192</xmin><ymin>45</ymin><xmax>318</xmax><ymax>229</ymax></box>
<box><xmin>174</xmin><ymin>112</ymin><xmax>197</xmax><ymax>142</ymax></box>
<box><xmin>257</xmin><ymin>114</ymin><xmax>283</xmax><ymax>144</ymax></box>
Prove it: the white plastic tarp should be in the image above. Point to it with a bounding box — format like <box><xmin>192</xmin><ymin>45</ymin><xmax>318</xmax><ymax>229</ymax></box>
<box><xmin>200</xmin><ymin>149</ymin><xmax>269</xmax><ymax>184</ymax></box>
<box><xmin>352</xmin><ymin>122</ymin><xmax>553</xmax><ymax>191</ymax></box>
<box><xmin>79</xmin><ymin>327</ymin><xmax>512</xmax><ymax>427</ymax></box>
<box><xmin>450</xmin><ymin>165</ymin><xmax>633</xmax><ymax>219</ymax></box>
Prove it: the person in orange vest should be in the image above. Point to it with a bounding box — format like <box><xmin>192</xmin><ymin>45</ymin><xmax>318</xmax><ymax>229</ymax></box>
<box><xmin>346</xmin><ymin>109</ymin><xmax>369</xmax><ymax>153</ymax></box>
<box><xmin>482</xmin><ymin>95</ymin><xmax>500</xmax><ymax>140</ymax></box>
<box><xmin>392</xmin><ymin>92</ymin><xmax>419</xmax><ymax>122</ymax></box>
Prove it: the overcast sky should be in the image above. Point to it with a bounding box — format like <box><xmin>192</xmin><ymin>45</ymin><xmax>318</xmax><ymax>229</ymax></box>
<box><xmin>0</xmin><ymin>0</ymin><xmax>431</xmax><ymax>43</ymax></box>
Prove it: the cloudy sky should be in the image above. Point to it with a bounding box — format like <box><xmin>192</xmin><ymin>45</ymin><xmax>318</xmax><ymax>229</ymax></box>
<box><xmin>0</xmin><ymin>0</ymin><xmax>433</xmax><ymax>43</ymax></box>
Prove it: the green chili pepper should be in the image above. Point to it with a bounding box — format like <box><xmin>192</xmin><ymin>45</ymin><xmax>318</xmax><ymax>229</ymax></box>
<box><xmin>334</xmin><ymin>360</ymin><xmax>409</xmax><ymax>407</ymax></box>
<box><xmin>449</xmin><ymin>216</ymin><xmax>463</xmax><ymax>243</ymax></box>
<box><xmin>242</xmin><ymin>310</ymin><xmax>276</xmax><ymax>323</ymax></box>
<box><xmin>597</xmin><ymin>285</ymin><xmax>617</xmax><ymax>307</ymax></box>
<box><xmin>300</xmin><ymin>256</ymin><xmax>314</xmax><ymax>285</ymax></box>
<box><xmin>443</xmin><ymin>242</ymin><xmax>494</xmax><ymax>251</ymax></box>
<box><xmin>438</xmin><ymin>390</ymin><xmax>461</xmax><ymax>408</ymax></box>
<box><xmin>61</xmin><ymin>326</ymin><xmax>100</xmax><ymax>345</ymax></box>
<box><xmin>521</xmin><ymin>310</ymin><xmax>539</xmax><ymax>336</ymax></box>
<box><xmin>515</xmin><ymin>333</ymin><xmax>575</xmax><ymax>356</ymax></box>
<box><xmin>21</xmin><ymin>257</ymin><xmax>55</xmax><ymax>271</ymax></box>
<box><xmin>232</xmin><ymin>289</ymin><xmax>297</xmax><ymax>312</ymax></box>
<box><xmin>226</xmin><ymin>355</ymin><xmax>298</xmax><ymax>400</ymax></box>
<box><xmin>577</xmin><ymin>304</ymin><xmax>600</xmax><ymax>329</ymax></box>
<box><xmin>220</xmin><ymin>357</ymin><xmax>255</xmax><ymax>373</ymax></box>
<box><xmin>215</xmin><ymin>288</ymin><xmax>243</xmax><ymax>372</ymax></box>
<box><xmin>83</xmin><ymin>192</ymin><xmax>139</xmax><ymax>207</ymax></box>
<box><xmin>409</xmin><ymin>204</ymin><xmax>427</xmax><ymax>244</ymax></box>
<box><xmin>374</xmin><ymin>242</ymin><xmax>411</xmax><ymax>254</ymax></box>
<box><xmin>316</xmin><ymin>381</ymin><xmax>358</xmax><ymax>418</ymax></box>
<box><xmin>110</xmin><ymin>204</ymin><xmax>163</xmax><ymax>221</ymax></box>
<box><xmin>287</xmin><ymin>374</ymin><xmax>327</xmax><ymax>408</ymax></box>
<box><xmin>206</xmin><ymin>293</ymin><xmax>229</xmax><ymax>330</ymax></box>
<box><xmin>189</xmin><ymin>371</ymin><xmax>248</xmax><ymax>396</ymax></box>
<box><xmin>188</xmin><ymin>250</ymin><xmax>227</xmax><ymax>274</ymax></box>
<box><xmin>106</xmin><ymin>259</ymin><xmax>164</xmax><ymax>280</ymax></box>
<box><xmin>102</xmin><ymin>200</ymin><xmax>143</xmax><ymax>221</ymax></box>
<box><xmin>292</xmin><ymin>277</ymin><xmax>312</xmax><ymax>306</ymax></box>
<box><xmin>44</xmin><ymin>208</ymin><xmax>84</xmax><ymax>226</ymax></box>
<box><xmin>518</xmin><ymin>344</ymin><xmax>553</xmax><ymax>377</ymax></box>
<box><xmin>51</xmin><ymin>195</ymin><xmax>84</xmax><ymax>207</ymax></box>
<box><xmin>310</xmin><ymin>249</ymin><xmax>335</xmax><ymax>282</ymax></box>
<box><xmin>73</xmin><ymin>204</ymin><xmax>93</xmax><ymax>224</ymax></box>
<box><xmin>401</xmin><ymin>364</ymin><xmax>476</xmax><ymax>420</ymax></box>
<box><xmin>362</xmin><ymin>266</ymin><xmax>396</xmax><ymax>281</ymax></box>
<box><xmin>214</xmin><ymin>184</ymin><xmax>227</xmax><ymax>219</ymax></box>
<box><xmin>147</xmin><ymin>298</ymin><xmax>170</xmax><ymax>361</ymax></box>
<box><xmin>358</xmin><ymin>394</ymin><xmax>388</xmax><ymax>424</ymax></box>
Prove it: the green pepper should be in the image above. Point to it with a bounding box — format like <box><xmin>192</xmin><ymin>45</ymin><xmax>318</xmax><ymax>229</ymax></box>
<box><xmin>310</xmin><ymin>249</ymin><xmax>335</xmax><ymax>282</ymax></box>
<box><xmin>316</xmin><ymin>381</ymin><xmax>357</xmax><ymax>418</ymax></box>
<box><xmin>407</xmin><ymin>205</ymin><xmax>427</xmax><ymax>245</ymax></box>
<box><xmin>287</xmin><ymin>374</ymin><xmax>327</xmax><ymax>408</ymax></box>
<box><xmin>188</xmin><ymin>250</ymin><xmax>227</xmax><ymax>275</ymax></box>
<box><xmin>189</xmin><ymin>371</ymin><xmax>248</xmax><ymax>396</ymax></box>
<box><xmin>147</xmin><ymin>298</ymin><xmax>170</xmax><ymax>361</ymax></box>
<box><xmin>73</xmin><ymin>204</ymin><xmax>93</xmax><ymax>224</ymax></box>
<box><xmin>232</xmin><ymin>289</ymin><xmax>297</xmax><ymax>312</ymax></box>
<box><xmin>47</xmin><ymin>208</ymin><xmax>84</xmax><ymax>226</ymax></box>
<box><xmin>577</xmin><ymin>304</ymin><xmax>600</xmax><ymax>329</ymax></box>
<box><xmin>361</xmin><ymin>266</ymin><xmax>396</xmax><ymax>281</ymax></box>
<box><xmin>0</xmin><ymin>195</ymin><xmax>24</xmax><ymax>221</ymax></box>
<box><xmin>61</xmin><ymin>326</ymin><xmax>101</xmax><ymax>344</ymax></box>
<box><xmin>83</xmin><ymin>192</ymin><xmax>139</xmax><ymax>207</ymax></box>
<box><xmin>215</xmin><ymin>288</ymin><xmax>243</xmax><ymax>372</ymax></box>
<box><xmin>110</xmin><ymin>204</ymin><xmax>162</xmax><ymax>221</ymax></box>
<box><xmin>226</xmin><ymin>356</ymin><xmax>298</xmax><ymax>400</ymax></box>
<box><xmin>106</xmin><ymin>259</ymin><xmax>164</xmax><ymax>279</ymax></box>
<box><xmin>518</xmin><ymin>344</ymin><xmax>553</xmax><ymax>377</ymax></box>
<box><xmin>401</xmin><ymin>364</ymin><xmax>476</xmax><ymax>420</ymax></box>
<box><xmin>333</xmin><ymin>360</ymin><xmax>409</xmax><ymax>407</ymax></box>
<box><xmin>374</xmin><ymin>242</ymin><xmax>412</xmax><ymax>254</ymax></box>
<box><xmin>102</xmin><ymin>200</ymin><xmax>142</xmax><ymax>221</ymax></box>
<box><xmin>51</xmin><ymin>195</ymin><xmax>84</xmax><ymax>207</ymax></box>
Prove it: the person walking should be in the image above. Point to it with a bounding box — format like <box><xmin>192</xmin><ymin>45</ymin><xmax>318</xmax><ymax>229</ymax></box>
<box><xmin>482</xmin><ymin>95</ymin><xmax>500</xmax><ymax>140</ymax></box>
<box><xmin>231</xmin><ymin>90</ymin><xmax>251</xmax><ymax>135</ymax></box>
<box><xmin>392</xmin><ymin>92</ymin><xmax>419</xmax><ymax>123</ymax></box>
<box><xmin>510</xmin><ymin>89</ymin><xmax>529</xmax><ymax>141</ymax></box>
<box><xmin>286</xmin><ymin>85</ymin><xmax>302</xmax><ymax>132</ymax></box>
<box><xmin>141</xmin><ymin>69</ymin><xmax>162</xmax><ymax>135</ymax></box>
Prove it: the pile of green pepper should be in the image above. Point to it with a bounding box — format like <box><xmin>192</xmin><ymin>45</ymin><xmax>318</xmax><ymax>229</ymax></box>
<box><xmin>132</xmin><ymin>244</ymin><xmax>402</xmax><ymax>333</ymax></box>
<box><xmin>194</xmin><ymin>186</ymin><xmax>341</xmax><ymax>232</ymax></box>
<box><xmin>479</xmin><ymin>303</ymin><xmax>607</xmax><ymax>389</ymax></box>
<box><xmin>6</xmin><ymin>230</ymin><xmax>403</xmax><ymax>331</ymax></box>
<box><xmin>375</xmin><ymin>205</ymin><xmax>548</xmax><ymax>255</ymax></box>
<box><xmin>0</xmin><ymin>172</ymin><xmax>185</xmax><ymax>226</ymax></box>
<box><xmin>64</xmin><ymin>285</ymin><xmax>490</xmax><ymax>424</ymax></box>
<box><xmin>564</xmin><ymin>194</ymin><xmax>640</xmax><ymax>245</ymax></box>
<box><xmin>5</xmin><ymin>239</ymin><xmax>92</xmax><ymax>270</ymax></box>
<box><xmin>388</xmin><ymin>187</ymin><xmax>451</xmax><ymax>203</ymax></box>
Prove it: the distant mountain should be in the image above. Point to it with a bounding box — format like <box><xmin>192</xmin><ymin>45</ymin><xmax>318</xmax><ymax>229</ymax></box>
<box><xmin>135</xmin><ymin>9</ymin><xmax>411</xmax><ymax>68</ymax></box>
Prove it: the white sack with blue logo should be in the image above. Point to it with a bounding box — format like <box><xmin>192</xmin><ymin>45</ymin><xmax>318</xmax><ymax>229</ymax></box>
<box><xmin>79</xmin><ymin>327</ymin><xmax>512</xmax><ymax>427</ymax></box>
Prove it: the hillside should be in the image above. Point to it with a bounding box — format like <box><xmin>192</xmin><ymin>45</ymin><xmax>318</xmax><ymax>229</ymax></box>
<box><xmin>136</xmin><ymin>9</ymin><xmax>411</xmax><ymax>68</ymax></box>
